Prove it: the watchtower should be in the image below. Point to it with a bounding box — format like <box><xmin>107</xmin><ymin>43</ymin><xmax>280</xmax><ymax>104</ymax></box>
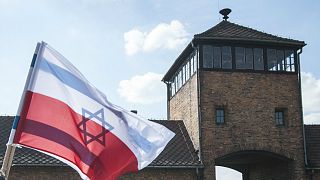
<box><xmin>162</xmin><ymin>9</ymin><xmax>307</xmax><ymax>179</ymax></box>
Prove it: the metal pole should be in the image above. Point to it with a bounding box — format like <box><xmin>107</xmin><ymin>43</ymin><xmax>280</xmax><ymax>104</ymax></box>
<box><xmin>0</xmin><ymin>42</ymin><xmax>43</xmax><ymax>179</ymax></box>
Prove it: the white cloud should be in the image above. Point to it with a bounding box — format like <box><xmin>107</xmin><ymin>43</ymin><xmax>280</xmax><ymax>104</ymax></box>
<box><xmin>124</xmin><ymin>20</ymin><xmax>189</xmax><ymax>55</ymax></box>
<box><xmin>123</xmin><ymin>29</ymin><xmax>145</xmax><ymax>56</ymax></box>
<box><xmin>302</xmin><ymin>72</ymin><xmax>320</xmax><ymax>124</ymax></box>
<box><xmin>118</xmin><ymin>72</ymin><xmax>165</xmax><ymax>104</ymax></box>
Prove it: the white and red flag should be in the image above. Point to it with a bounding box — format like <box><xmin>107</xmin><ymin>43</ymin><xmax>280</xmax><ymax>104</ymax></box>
<box><xmin>9</xmin><ymin>42</ymin><xmax>175</xmax><ymax>180</ymax></box>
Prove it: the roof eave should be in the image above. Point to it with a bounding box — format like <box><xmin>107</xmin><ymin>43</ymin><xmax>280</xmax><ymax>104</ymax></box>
<box><xmin>11</xmin><ymin>164</ymin><xmax>68</xmax><ymax>167</ymax></box>
<box><xmin>194</xmin><ymin>36</ymin><xmax>306</xmax><ymax>48</ymax></box>
<box><xmin>147</xmin><ymin>164</ymin><xmax>204</xmax><ymax>169</ymax></box>
<box><xmin>306</xmin><ymin>166</ymin><xmax>320</xmax><ymax>170</ymax></box>
<box><xmin>10</xmin><ymin>164</ymin><xmax>205</xmax><ymax>169</ymax></box>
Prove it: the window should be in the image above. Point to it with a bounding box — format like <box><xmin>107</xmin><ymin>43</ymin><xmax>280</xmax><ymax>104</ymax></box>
<box><xmin>169</xmin><ymin>51</ymin><xmax>198</xmax><ymax>97</ymax></box>
<box><xmin>190</xmin><ymin>56</ymin><xmax>194</xmax><ymax>75</ymax></box>
<box><xmin>285</xmin><ymin>50</ymin><xmax>295</xmax><ymax>72</ymax></box>
<box><xmin>215</xmin><ymin>108</ymin><xmax>225</xmax><ymax>124</ymax></box>
<box><xmin>186</xmin><ymin>61</ymin><xmax>190</xmax><ymax>80</ymax></box>
<box><xmin>275</xmin><ymin>110</ymin><xmax>285</xmax><ymax>126</ymax></box>
<box><xmin>169</xmin><ymin>50</ymin><xmax>199</xmax><ymax>98</ymax></box>
<box><xmin>277</xmin><ymin>50</ymin><xmax>285</xmax><ymax>71</ymax></box>
<box><xmin>174</xmin><ymin>75</ymin><xmax>178</xmax><ymax>93</ymax></box>
<box><xmin>201</xmin><ymin>45</ymin><xmax>296</xmax><ymax>72</ymax></box>
<box><xmin>267</xmin><ymin>49</ymin><xmax>277</xmax><ymax>71</ymax></box>
<box><xmin>171</xmin><ymin>80</ymin><xmax>175</xmax><ymax>96</ymax></box>
<box><xmin>186</xmin><ymin>65</ymin><xmax>188</xmax><ymax>84</ymax></box>
<box><xmin>203</xmin><ymin>45</ymin><xmax>213</xmax><ymax>68</ymax></box>
<box><xmin>235</xmin><ymin>47</ymin><xmax>253</xmax><ymax>69</ymax></box>
<box><xmin>221</xmin><ymin>46</ymin><xmax>232</xmax><ymax>69</ymax></box>
<box><xmin>202</xmin><ymin>45</ymin><xmax>232</xmax><ymax>69</ymax></box>
<box><xmin>182</xmin><ymin>65</ymin><xmax>186</xmax><ymax>85</ymax></box>
<box><xmin>213</xmin><ymin>46</ymin><xmax>222</xmax><ymax>68</ymax></box>
<box><xmin>245</xmin><ymin>48</ymin><xmax>253</xmax><ymax>69</ymax></box>
<box><xmin>236</xmin><ymin>47</ymin><xmax>245</xmax><ymax>69</ymax></box>
<box><xmin>178</xmin><ymin>70</ymin><xmax>182</xmax><ymax>88</ymax></box>
<box><xmin>268</xmin><ymin>49</ymin><xmax>295</xmax><ymax>72</ymax></box>
<box><xmin>254</xmin><ymin>48</ymin><xmax>264</xmax><ymax>70</ymax></box>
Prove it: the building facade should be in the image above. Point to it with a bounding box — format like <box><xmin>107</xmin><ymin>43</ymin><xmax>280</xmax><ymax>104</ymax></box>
<box><xmin>162</xmin><ymin>9</ymin><xmax>318</xmax><ymax>180</ymax></box>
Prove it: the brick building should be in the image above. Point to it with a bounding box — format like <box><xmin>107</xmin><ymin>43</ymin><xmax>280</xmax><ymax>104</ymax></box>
<box><xmin>161</xmin><ymin>9</ymin><xmax>320</xmax><ymax>180</ymax></box>
<box><xmin>1</xmin><ymin>9</ymin><xmax>320</xmax><ymax>180</ymax></box>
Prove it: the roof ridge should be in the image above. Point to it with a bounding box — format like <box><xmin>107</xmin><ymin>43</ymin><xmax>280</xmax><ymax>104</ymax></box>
<box><xmin>305</xmin><ymin>124</ymin><xmax>320</xmax><ymax>127</ymax></box>
<box><xmin>177</xmin><ymin>122</ymin><xmax>196</xmax><ymax>162</ymax></box>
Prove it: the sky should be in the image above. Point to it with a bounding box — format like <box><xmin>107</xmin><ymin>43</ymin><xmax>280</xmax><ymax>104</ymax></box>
<box><xmin>0</xmin><ymin>0</ymin><xmax>319</xmax><ymax>179</ymax></box>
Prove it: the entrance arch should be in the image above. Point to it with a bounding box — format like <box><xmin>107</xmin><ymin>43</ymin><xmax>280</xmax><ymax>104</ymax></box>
<box><xmin>215</xmin><ymin>150</ymin><xmax>292</xmax><ymax>180</ymax></box>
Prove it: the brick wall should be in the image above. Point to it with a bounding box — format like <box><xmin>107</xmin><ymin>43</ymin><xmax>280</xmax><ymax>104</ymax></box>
<box><xmin>120</xmin><ymin>168</ymin><xmax>198</xmax><ymax>180</ymax></box>
<box><xmin>198</xmin><ymin>71</ymin><xmax>307</xmax><ymax>180</ymax></box>
<box><xmin>169</xmin><ymin>74</ymin><xmax>200</xmax><ymax>151</ymax></box>
<box><xmin>9</xmin><ymin>166</ymin><xmax>80</xmax><ymax>180</ymax></box>
<box><xmin>8</xmin><ymin>166</ymin><xmax>198</xmax><ymax>180</ymax></box>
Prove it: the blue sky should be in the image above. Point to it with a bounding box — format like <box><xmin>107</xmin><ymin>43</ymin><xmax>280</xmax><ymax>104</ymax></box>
<box><xmin>1</xmin><ymin>0</ymin><xmax>320</xmax><ymax>179</ymax></box>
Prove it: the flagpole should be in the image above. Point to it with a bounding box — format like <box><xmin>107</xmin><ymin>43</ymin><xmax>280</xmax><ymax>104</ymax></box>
<box><xmin>0</xmin><ymin>42</ymin><xmax>43</xmax><ymax>179</ymax></box>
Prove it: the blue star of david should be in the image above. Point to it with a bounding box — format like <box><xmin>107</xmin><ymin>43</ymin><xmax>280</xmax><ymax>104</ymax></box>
<box><xmin>77</xmin><ymin>108</ymin><xmax>114</xmax><ymax>146</ymax></box>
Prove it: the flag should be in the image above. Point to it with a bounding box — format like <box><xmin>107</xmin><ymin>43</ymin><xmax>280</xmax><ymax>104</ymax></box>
<box><xmin>12</xmin><ymin>42</ymin><xmax>175</xmax><ymax>180</ymax></box>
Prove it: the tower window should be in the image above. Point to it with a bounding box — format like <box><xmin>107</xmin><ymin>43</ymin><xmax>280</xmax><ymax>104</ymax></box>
<box><xmin>202</xmin><ymin>45</ymin><xmax>232</xmax><ymax>69</ymax></box>
<box><xmin>285</xmin><ymin>50</ymin><xmax>295</xmax><ymax>72</ymax></box>
<box><xmin>186</xmin><ymin>61</ymin><xmax>190</xmax><ymax>81</ymax></box>
<box><xmin>203</xmin><ymin>45</ymin><xmax>213</xmax><ymax>68</ymax></box>
<box><xmin>235</xmin><ymin>47</ymin><xmax>263</xmax><ymax>70</ymax></box>
<box><xmin>215</xmin><ymin>108</ymin><xmax>225</xmax><ymax>124</ymax></box>
<box><xmin>221</xmin><ymin>46</ymin><xmax>232</xmax><ymax>69</ymax></box>
<box><xmin>275</xmin><ymin>110</ymin><xmax>285</xmax><ymax>126</ymax></box>
<box><xmin>169</xmin><ymin>49</ymin><xmax>198</xmax><ymax>98</ymax></box>
<box><xmin>182</xmin><ymin>65</ymin><xmax>186</xmax><ymax>85</ymax></box>
<box><xmin>267</xmin><ymin>49</ymin><xmax>295</xmax><ymax>72</ymax></box>
<box><xmin>235</xmin><ymin>47</ymin><xmax>253</xmax><ymax>69</ymax></box>
<box><xmin>213</xmin><ymin>46</ymin><xmax>221</xmax><ymax>68</ymax></box>
<box><xmin>254</xmin><ymin>48</ymin><xmax>264</xmax><ymax>70</ymax></box>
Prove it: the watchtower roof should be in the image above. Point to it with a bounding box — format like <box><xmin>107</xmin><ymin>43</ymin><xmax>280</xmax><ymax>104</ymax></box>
<box><xmin>194</xmin><ymin>20</ymin><xmax>306</xmax><ymax>47</ymax></box>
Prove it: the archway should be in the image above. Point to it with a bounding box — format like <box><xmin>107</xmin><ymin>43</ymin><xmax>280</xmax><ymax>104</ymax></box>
<box><xmin>215</xmin><ymin>150</ymin><xmax>292</xmax><ymax>180</ymax></box>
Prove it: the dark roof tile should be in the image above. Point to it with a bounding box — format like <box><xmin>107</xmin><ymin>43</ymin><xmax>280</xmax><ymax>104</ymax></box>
<box><xmin>148</xmin><ymin>120</ymin><xmax>201</xmax><ymax>167</ymax></box>
<box><xmin>0</xmin><ymin>116</ymin><xmax>202</xmax><ymax>168</ymax></box>
<box><xmin>0</xmin><ymin>116</ymin><xmax>65</xmax><ymax>166</ymax></box>
<box><xmin>194</xmin><ymin>20</ymin><xmax>305</xmax><ymax>47</ymax></box>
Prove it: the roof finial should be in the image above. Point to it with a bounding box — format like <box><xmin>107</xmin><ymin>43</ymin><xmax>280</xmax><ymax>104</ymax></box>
<box><xmin>219</xmin><ymin>8</ymin><xmax>232</xmax><ymax>21</ymax></box>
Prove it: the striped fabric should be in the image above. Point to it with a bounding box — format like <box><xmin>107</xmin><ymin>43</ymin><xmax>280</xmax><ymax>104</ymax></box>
<box><xmin>12</xmin><ymin>42</ymin><xmax>175</xmax><ymax>180</ymax></box>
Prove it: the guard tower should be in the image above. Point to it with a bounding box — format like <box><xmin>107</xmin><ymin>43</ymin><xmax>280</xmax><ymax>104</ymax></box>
<box><xmin>162</xmin><ymin>9</ymin><xmax>307</xmax><ymax>180</ymax></box>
